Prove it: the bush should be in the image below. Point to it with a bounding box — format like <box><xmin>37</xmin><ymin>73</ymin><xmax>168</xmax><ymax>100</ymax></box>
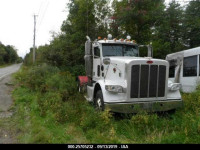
<box><xmin>14</xmin><ymin>64</ymin><xmax>82</xmax><ymax>123</ymax></box>
<box><xmin>131</xmin><ymin>112</ymin><xmax>158</xmax><ymax>131</ymax></box>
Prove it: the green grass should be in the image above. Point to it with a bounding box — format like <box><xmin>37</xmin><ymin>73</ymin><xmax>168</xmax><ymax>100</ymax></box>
<box><xmin>11</xmin><ymin>64</ymin><xmax>200</xmax><ymax>144</ymax></box>
<box><xmin>0</xmin><ymin>63</ymin><xmax>13</xmax><ymax>68</ymax></box>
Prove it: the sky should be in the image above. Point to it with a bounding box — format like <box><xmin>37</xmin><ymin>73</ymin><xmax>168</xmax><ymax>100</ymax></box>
<box><xmin>0</xmin><ymin>0</ymin><xmax>69</xmax><ymax>58</ymax></box>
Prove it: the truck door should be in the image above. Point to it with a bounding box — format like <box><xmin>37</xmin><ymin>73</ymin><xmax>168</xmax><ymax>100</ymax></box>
<box><xmin>93</xmin><ymin>46</ymin><xmax>101</xmax><ymax>80</ymax></box>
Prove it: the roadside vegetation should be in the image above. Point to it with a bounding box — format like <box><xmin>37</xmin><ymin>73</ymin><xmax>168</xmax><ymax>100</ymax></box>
<box><xmin>11</xmin><ymin>64</ymin><xmax>200</xmax><ymax>143</ymax></box>
<box><xmin>0</xmin><ymin>42</ymin><xmax>22</xmax><ymax>66</ymax></box>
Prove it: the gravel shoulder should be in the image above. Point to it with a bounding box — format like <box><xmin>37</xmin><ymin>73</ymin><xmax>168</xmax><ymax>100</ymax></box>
<box><xmin>0</xmin><ymin>64</ymin><xmax>22</xmax><ymax>144</ymax></box>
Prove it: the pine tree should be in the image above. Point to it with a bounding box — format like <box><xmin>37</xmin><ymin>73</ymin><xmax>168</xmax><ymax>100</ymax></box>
<box><xmin>152</xmin><ymin>0</ymin><xmax>185</xmax><ymax>59</ymax></box>
<box><xmin>183</xmin><ymin>0</ymin><xmax>200</xmax><ymax>48</ymax></box>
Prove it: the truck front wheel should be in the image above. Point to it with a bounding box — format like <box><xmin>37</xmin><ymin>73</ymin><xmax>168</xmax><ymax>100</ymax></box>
<box><xmin>94</xmin><ymin>90</ymin><xmax>105</xmax><ymax>111</ymax></box>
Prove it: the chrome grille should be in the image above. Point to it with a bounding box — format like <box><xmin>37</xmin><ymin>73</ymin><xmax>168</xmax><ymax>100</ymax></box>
<box><xmin>130</xmin><ymin>65</ymin><xmax>166</xmax><ymax>98</ymax></box>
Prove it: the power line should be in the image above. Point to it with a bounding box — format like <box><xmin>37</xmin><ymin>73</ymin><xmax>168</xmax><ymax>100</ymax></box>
<box><xmin>38</xmin><ymin>1</ymin><xmax>44</xmax><ymax>17</ymax></box>
<box><xmin>32</xmin><ymin>0</ymin><xmax>50</xmax><ymax>63</ymax></box>
<box><xmin>37</xmin><ymin>0</ymin><xmax>50</xmax><ymax>33</ymax></box>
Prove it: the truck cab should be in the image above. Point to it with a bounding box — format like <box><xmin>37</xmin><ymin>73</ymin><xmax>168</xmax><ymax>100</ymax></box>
<box><xmin>79</xmin><ymin>35</ymin><xmax>183</xmax><ymax>113</ymax></box>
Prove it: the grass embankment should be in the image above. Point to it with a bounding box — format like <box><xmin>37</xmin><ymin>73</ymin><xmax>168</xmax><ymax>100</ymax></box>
<box><xmin>12</xmin><ymin>64</ymin><xmax>200</xmax><ymax>143</ymax></box>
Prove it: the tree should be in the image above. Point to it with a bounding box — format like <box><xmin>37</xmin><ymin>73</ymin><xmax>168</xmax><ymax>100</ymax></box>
<box><xmin>0</xmin><ymin>43</ymin><xmax>6</xmax><ymax>64</ymax></box>
<box><xmin>183</xmin><ymin>0</ymin><xmax>200</xmax><ymax>48</ymax></box>
<box><xmin>55</xmin><ymin>0</ymin><xmax>110</xmax><ymax>66</ymax></box>
<box><xmin>0</xmin><ymin>42</ymin><xmax>19</xmax><ymax>64</ymax></box>
<box><xmin>4</xmin><ymin>45</ymin><xmax>18</xmax><ymax>63</ymax></box>
<box><xmin>152</xmin><ymin>0</ymin><xmax>185</xmax><ymax>59</ymax></box>
<box><xmin>111</xmin><ymin>0</ymin><xmax>165</xmax><ymax>44</ymax></box>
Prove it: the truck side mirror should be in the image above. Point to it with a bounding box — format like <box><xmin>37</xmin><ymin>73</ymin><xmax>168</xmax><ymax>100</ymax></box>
<box><xmin>103</xmin><ymin>58</ymin><xmax>111</xmax><ymax>65</ymax></box>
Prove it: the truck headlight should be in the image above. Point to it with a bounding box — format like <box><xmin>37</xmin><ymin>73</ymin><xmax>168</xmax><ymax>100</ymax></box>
<box><xmin>168</xmin><ymin>83</ymin><xmax>182</xmax><ymax>91</ymax></box>
<box><xmin>105</xmin><ymin>85</ymin><xmax>125</xmax><ymax>93</ymax></box>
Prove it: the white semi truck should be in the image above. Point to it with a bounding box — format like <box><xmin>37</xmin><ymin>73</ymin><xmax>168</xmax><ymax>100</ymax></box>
<box><xmin>77</xmin><ymin>34</ymin><xmax>183</xmax><ymax>113</ymax></box>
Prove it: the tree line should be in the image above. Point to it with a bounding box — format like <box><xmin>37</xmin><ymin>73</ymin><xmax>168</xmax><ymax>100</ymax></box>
<box><xmin>0</xmin><ymin>41</ymin><xmax>22</xmax><ymax>65</ymax></box>
<box><xmin>24</xmin><ymin>0</ymin><xmax>200</xmax><ymax>74</ymax></box>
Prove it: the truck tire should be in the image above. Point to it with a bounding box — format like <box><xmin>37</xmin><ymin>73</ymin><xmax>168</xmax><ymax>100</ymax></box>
<box><xmin>94</xmin><ymin>90</ymin><xmax>105</xmax><ymax>111</ymax></box>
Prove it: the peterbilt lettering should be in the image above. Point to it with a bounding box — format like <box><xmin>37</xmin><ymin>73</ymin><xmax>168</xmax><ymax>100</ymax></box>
<box><xmin>78</xmin><ymin>34</ymin><xmax>183</xmax><ymax>113</ymax></box>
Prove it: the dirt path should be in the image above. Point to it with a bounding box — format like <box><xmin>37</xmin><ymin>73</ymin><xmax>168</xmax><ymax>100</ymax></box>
<box><xmin>0</xmin><ymin>64</ymin><xmax>22</xmax><ymax>144</ymax></box>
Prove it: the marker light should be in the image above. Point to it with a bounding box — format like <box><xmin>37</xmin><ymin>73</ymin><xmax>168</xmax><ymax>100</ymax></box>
<box><xmin>113</xmin><ymin>68</ymin><xmax>116</xmax><ymax>73</ymax></box>
<box><xmin>147</xmin><ymin>60</ymin><xmax>153</xmax><ymax>64</ymax></box>
<box><xmin>132</xmin><ymin>40</ymin><xmax>136</xmax><ymax>44</ymax></box>
<box><xmin>104</xmin><ymin>38</ymin><xmax>107</xmax><ymax>41</ymax></box>
<box><xmin>98</xmin><ymin>37</ymin><xmax>101</xmax><ymax>40</ymax></box>
<box><xmin>127</xmin><ymin>35</ymin><xmax>131</xmax><ymax>40</ymax></box>
<box><xmin>108</xmin><ymin>34</ymin><xmax>112</xmax><ymax>40</ymax></box>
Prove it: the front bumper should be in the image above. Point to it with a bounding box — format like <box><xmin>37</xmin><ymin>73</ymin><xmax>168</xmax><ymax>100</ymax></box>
<box><xmin>104</xmin><ymin>99</ymin><xmax>183</xmax><ymax>113</ymax></box>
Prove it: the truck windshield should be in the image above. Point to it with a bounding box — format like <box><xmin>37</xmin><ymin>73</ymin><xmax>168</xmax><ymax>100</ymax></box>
<box><xmin>102</xmin><ymin>44</ymin><xmax>139</xmax><ymax>57</ymax></box>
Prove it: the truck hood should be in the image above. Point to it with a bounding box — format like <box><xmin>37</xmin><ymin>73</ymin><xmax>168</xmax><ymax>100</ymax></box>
<box><xmin>108</xmin><ymin>56</ymin><xmax>168</xmax><ymax>64</ymax></box>
<box><xmin>103</xmin><ymin>56</ymin><xmax>169</xmax><ymax>92</ymax></box>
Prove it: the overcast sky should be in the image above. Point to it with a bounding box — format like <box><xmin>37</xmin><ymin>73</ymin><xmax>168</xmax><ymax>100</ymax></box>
<box><xmin>0</xmin><ymin>0</ymin><xmax>69</xmax><ymax>58</ymax></box>
<box><xmin>0</xmin><ymin>0</ymin><xmax>189</xmax><ymax>58</ymax></box>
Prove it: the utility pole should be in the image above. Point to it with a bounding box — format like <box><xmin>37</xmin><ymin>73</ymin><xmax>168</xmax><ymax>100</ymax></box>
<box><xmin>33</xmin><ymin>14</ymin><xmax>38</xmax><ymax>64</ymax></box>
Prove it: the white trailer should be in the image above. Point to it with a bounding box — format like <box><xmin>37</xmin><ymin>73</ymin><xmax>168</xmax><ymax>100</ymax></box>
<box><xmin>166</xmin><ymin>46</ymin><xmax>200</xmax><ymax>93</ymax></box>
<box><xmin>78</xmin><ymin>34</ymin><xmax>183</xmax><ymax>113</ymax></box>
